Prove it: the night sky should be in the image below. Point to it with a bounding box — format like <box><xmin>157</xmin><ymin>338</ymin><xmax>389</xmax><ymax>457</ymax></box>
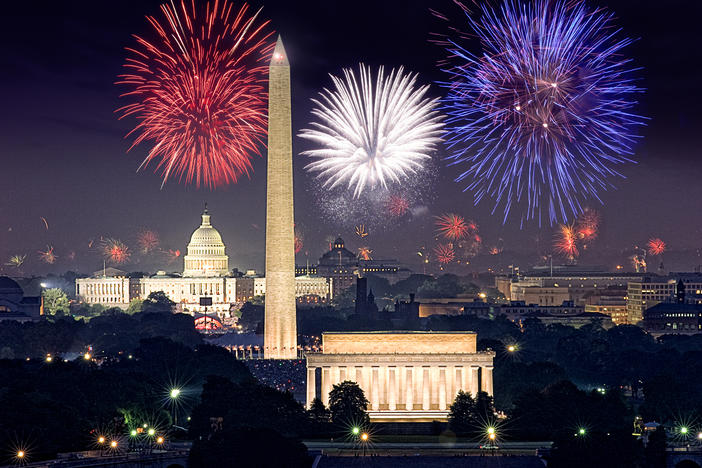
<box><xmin>1</xmin><ymin>0</ymin><xmax>701</xmax><ymax>275</ymax></box>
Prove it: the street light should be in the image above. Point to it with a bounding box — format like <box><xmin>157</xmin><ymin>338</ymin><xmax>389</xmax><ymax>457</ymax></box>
<box><xmin>98</xmin><ymin>436</ymin><xmax>105</xmax><ymax>444</ymax></box>
<box><xmin>170</xmin><ymin>388</ymin><xmax>181</xmax><ymax>399</ymax></box>
<box><xmin>110</xmin><ymin>440</ymin><xmax>118</xmax><ymax>449</ymax></box>
<box><xmin>147</xmin><ymin>428</ymin><xmax>155</xmax><ymax>436</ymax></box>
<box><xmin>156</xmin><ymin>436</ymin><xmax>164</xmax><ymax>444</ymax></box>
<box><xmin>361</xmin><ymin>433</ymin><xmax>369</xmax><ymax>441</ymax></box>
<box><xmin>351</xmin><ymin>427</ymin><xmax>360</xmax><ymax>436</ymax></box>
<box><xmin>680</xmin><ymin>426</ymin><xmax>689</xmax><ymax>435</ymax></box>
<box><xmin>130</xmin><ymin>430</ymin><xmax>137</xmax><ymax>437</ymax></box>
<box><xmin>17</xmin><ymin>450</ymin><xmax>25</xmax><ymax>459</ymax></box>
<box><xmin>578</xmin><ymin>428</ymin><xmax>586</xmax><ymax>436</ymax></box>
<box><xmin>83</xmin><ymin>353</ymin><xmax>91</xmax><ymax>360</ymax></box>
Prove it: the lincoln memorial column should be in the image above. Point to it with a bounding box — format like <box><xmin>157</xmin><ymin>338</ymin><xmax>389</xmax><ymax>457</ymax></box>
<box><xmin>455</xmin><ymin>366</ymin><xmax>463</xmax><ymax>399</ymax></box>
<box><xmin>322</xmin><ymin>367</ymin><xmax>331</xmax><ymax>407</ymax></box>
<box><xmin>306</xmin><ymin>367</ymin><xmax>316</xmax><ymax>409</ymax></box>
<box><xmin>371</xmin><ymin>367</ymin><xmax>380</xmax><ymax>411</ymax></box>
<box><xmin>331</xmin><ymin>366</ymin><xmax>339</xmax><ymax>387</ymax></box>
<box><xmin>439</xmin><ymin>367</ymin><xmax>447</xmax><ymax>411</ymax></box>
<box><xmin>405</xmin><ymin>366</ymin><xmax>414</xmax><ymax>410</ymax></box>
<box><xmin>470</xmin><ymin>365</ymin><xmax>480</xmax><ymax>397</ymax></box>
<box><xmin>422</xmin><ymin>367</ymin><xmax>431</xmax><ymax>410</ymax></box>
<box><xmin>339</xmin><ymin>366</ymin><xmax>347</xmax><ymax>382</ymax></box>
<box><xmin>481</xmin><ymin>365</ymin><xmax>494</xmax><ymax>396</ymax></box>
<box><xmin>388</xmin><ymin>367</ymin><xmax>397</xmax><ymax>411</ymax></box>
<box><xmin>355</xmin><ymin>366</ymin><xmax>363</xmax><ymax>389</ymax></box>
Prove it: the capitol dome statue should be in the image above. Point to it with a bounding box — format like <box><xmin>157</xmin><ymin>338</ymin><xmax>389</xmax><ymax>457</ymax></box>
<box><xmin>183</xmin><ymin>207</ymin><xmax>229</xmax><ymax>277</ymax></box>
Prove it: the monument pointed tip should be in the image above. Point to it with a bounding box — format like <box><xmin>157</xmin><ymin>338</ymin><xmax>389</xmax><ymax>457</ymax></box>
<box><xmin>271</xmin><ymin>35</ymin><xmax>289</xmax><ymax>66</ymax></box>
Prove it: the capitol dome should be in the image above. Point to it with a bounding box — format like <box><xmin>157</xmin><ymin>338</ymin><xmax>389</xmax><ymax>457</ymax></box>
<box><xmin>183</xmin><ymin>208</ymin><xmax>229</xmax><ymax>277</ymax></box>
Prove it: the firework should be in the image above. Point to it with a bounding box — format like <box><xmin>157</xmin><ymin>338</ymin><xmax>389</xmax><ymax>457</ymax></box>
<box><xmin>576</xmin><ymin>208</ymin><xmax>600</xmax><ymax>242</ymax></box>
<box><xmin>554</xmin><ymin>224</ymin><xmax>579</xmax><ymax>262</ymax></box>
<box><xmin>38</xmin><ymin>246</ymin><xmax>57</xmax><ymax>264</ymax></box>
<box><xmin>648</xmin><ymin>238</ymin><xmax>666</xmax><ymax>256</ymax></box>
<box><xmin>355</xmin><ymin>224</ymin><xmax>369</xmax><ymax>238</ymax></box>
<box><xmin>117</xmin><ymin>0</ymin><xmax>273</xmax><ymax>188</ymax></box>
<box><xmin>294</xmin><ymin>226</ymin><xmax>303</xmax><ymax>254</ymax></box>
<box><xmin>102</xmin><ymin>238</ymin><xmax>131</xmax><ymax>265</ymax></box>
<box><xmin>137</xmin><ymin>229</ymin><xmax>160</xmax><ymax>253</ymax></box>
<box><xmin>434</xmin><ymin>243</ymin><xmax>455</xmax><ymax>264</ymax></box>
<box><xmin>166</xmin><ymin>249</ymin><xmax>182</xmax><ymax>264</ymax></box>
<box><xmin>5</xmin><ymin>254</ymin><xmax>27</xmax><ymax>268</ymax></box>
<box><xmin>387</xmin><ymin>195</ymin><xmax>410</xmax><ymax>217</ymax></box>
<box><xmin>435</xmin><ymin>213</ymin><xmax>469</xmax><ymax>240</ymax></box>
<box><xmin>40</xmin><ymin>217</ymin><xmax>49</xmax><ymax>230</ymax></box>
<box><xmin>438</xmin><ymin>0</ymin><xmax>645</xmax><ymax>224</ymax></box>
<box><xmin>358</xmin><ymin>247</ymin><xmax>373</xmax><ymax>261</ymax></box>
<box><xmin>300</xmin><ymin>64</ymin><xmax>444</xmax><ymax>197</ymax></box>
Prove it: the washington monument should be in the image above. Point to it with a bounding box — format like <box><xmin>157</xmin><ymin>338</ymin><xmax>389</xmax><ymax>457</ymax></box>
<box><xmin>264</xmin><ymin>36</ymin><xmax>297</xmax><ymax>359</ymax></box>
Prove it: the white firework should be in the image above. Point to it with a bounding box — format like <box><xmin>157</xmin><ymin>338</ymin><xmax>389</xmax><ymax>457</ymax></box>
<box><xmin>299</xmin><ymin>64</ymin><xmax>444</xmax><ymax>197</ymax></box>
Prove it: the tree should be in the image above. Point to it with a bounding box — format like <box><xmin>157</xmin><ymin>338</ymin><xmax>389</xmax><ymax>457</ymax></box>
<box><xmin>328</xmin><ymin>381</ymin><xmax>369</xmax><ymax>428</ymax></box>
<box><xmin>309</xmin><ymin>397</ymin><xmax>331</xmax><ymax>424</ymax></box>
<box><xmin>448</xmin><ymin>390</ymin><xmax>494</xmax><ymax>435</ymax></box>
<box><xmin>448</xmin><ymin>390</ymin><xmax>477</xmax><ymax>435</ymax></box>
<box><xmin>42</xmin><ymin>288</ymin><xmax>70</xmax><ymax>316</ymax></box>
<box><xmin>126</xmin><ymin>298</ymin><xmax>144</xmax><ymax>315</ymax></box>
<box><xmin>140</xmin><ymin>291</ymin><xmax>174</xmax><ymax>314</ymax></box>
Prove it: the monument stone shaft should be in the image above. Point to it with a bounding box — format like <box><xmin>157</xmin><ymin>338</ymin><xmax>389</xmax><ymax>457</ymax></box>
<box><xmin>264</xmin><ymin>36</ymin><xmax>297</xmax><ymax>359</ymax></box>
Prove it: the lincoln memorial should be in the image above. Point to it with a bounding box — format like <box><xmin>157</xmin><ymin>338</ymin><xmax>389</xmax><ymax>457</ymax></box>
<box><xmin>306</xmin><ymin>331</ymin><xmax>495</xmax><ymax>422</ymax></box>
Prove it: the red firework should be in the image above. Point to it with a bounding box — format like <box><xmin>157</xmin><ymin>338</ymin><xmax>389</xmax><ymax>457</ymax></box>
<box><xmin>166</xmin><ymin>249</ymin><xmax>182</xmax><ymax>264</ymax></box>
<box><xmin>38</xmin><ymin>246</ymin><xmax>57</xmax><ymax>264</ymax></box>
<box><xmin>647</xmin><ymin>238</ymin><xmax>666</xmax><ymax>256</ymax></box>
<box><xmin>435</xmin><ymin>213</ymin><xmax>469</xmax><ymax>240</ymax></box>
<box><xmin>387</xmin><ymin>195</ymin><xmax>410</xmax><ymax>216</ymax></box>
<box><xmin>358</xmin><ymin>247</ymin><xmax>373</xmax><ymax>261</ymax></box>
<box><xmin>576</xmin><ymin>207</ymin><xmax>600</xmax><ymax>241</ymax></box>
<box><xmin>554</xmin><ymin>224</ymin><xmax>579</xmax><ymax>260</ymax></box>
<box><xmin>137</xmin><ymin>229</ymin><xmax>160</xmax><ymax>253</ymax></box>
<box><xmin>294</xmin><ymin>228</ymin><xmax>303</xmax><ymax>254</ymax></box>
<box><xmin>434</xmin><ymin>243</ymin><xmax>455</xmax><ymax>264</ymax></box>
<box><xmin>102</xmin><ymin>238</ymin><xmax>131</xmax><ymax>265</ymax></box>
<box><xmin>117</xmin><ymin>0</ymin><xmax>273</xmax><ymax>188</ymax></box>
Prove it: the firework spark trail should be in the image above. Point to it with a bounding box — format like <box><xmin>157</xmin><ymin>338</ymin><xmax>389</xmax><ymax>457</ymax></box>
<box><xmin>117</xmin><ymin>0</ymin><xmax>273</xmax><ymax>188</ymax></box>
<box><xmin>137</xmin><ymin>229</ymin><xmax>160</xmax><ymax>253</ymax></box>
<box><xmin>434</xmin><ymin>243</ymin><xmax>455</xmax><ymax>264</ymax></box>
<box><xmin>387</xmin><ymin>195</ymin><xmax>410</xmax><ymax>217</ymax></box>
<box><xmin>554</xmin><ymin>224</ymin><xmax>579</xmax><ymax>261</ymax></box>
<box><xmin>437</xmin><ymin>0</ymin><xmax>645</xmax><ymax>225</ymax></box>
<box><xmin>435</xmin><ymin>213</ymin><xmax>469</xmax><ymax>240</ymax></box>
<box><xmin>300</xmin><ymin>64</ymin><xmax>444</xmax><ymax>197</ymax></box>
<box><xmin>38</xmin><ymin>246</ymin><xmax>57</xmax><ymax>264</ymax></box>
<box><xmin>102</xmin><ymin>238</ymin><xmax>131</xmax><ymax>265</ymax></box>
<box><xmin>576</xmin><ymin>207</ymin><xmax>600</xmax><ymax>241</ymax></box>
<box><xmin>647</xmin><ymin>238</ymin><xmax>666</xmax><ymax>256</ymax></box>
<box><xmin>294</xmin><ymin>226</ymin><xmax>304</xmax><ymax>254</ymax></box>
<box><xmin>358</xmin><ymin>247</ymin><xmax>373</xmax><ymax>261</ymax></box>
<box><xmin>5</xmin><ymin>254</ymin><xmax>27</xmax><ymax>268</ymax></box>
<box><xmin>355</xmin><ymin>224</ymin><xmax>369</xmax><ymax>238</ymax></box>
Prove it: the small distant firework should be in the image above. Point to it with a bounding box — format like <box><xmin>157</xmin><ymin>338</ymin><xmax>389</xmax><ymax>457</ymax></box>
<box><xmin>294</xmin><ymin>226</ymin><xmax>304</xmax><ymax>254</ymax></box>
<box><xmin>576</xmin><ymin>208</ymin><xmax>600</xmax><ymax>243</ymax></box>
<box><xmin>434</xmin><ymin>243</ymin><xmax>455</xmax><ymax>264</ymax></box>
<box><xmin>435</xmin><ymin>213</ymin><xmax>469</xmax><ymax>240</ymax></box>
<box><xmin>66</xmin><ymin>251</ymin><xmax>76</xmax><ymax>262</ymax></box>
<box><xmin>489</xmin><ymin>246</ymin><xmax>501</xmax><ymax>255</ymax></box>
<box><xmin>358</xmin><ymin>247</ymin><xmax>373</xmax><ymax>261</ymax></box>
<box><xmin>437</xmin><ymin>0</ymin><xmax>645</xmax><ymax>224</ymax></box>
<box><xmin>117</xmin><ymin>0</ymin><xmax>273</xmax><ymax>188</ymax></box>
<box><xmin>137</xmin><ymin>229</ymin><xmax>160</xmax><ymax>253</ymax></box>
<box><xmin>554</xmin><ymin>224</ymin><xmax>579</xmax><ymax>262</ymax></box>
<box><xmin>355</xmin><ymin>224</ymin><xmax>369</xmax><ymax>238</ymax></box>
<box><xmin>40</xmin><ymin>217</ymin><xmax>49</xmax><ymax>230</ymax></box>
<box><xmin>166</xmin><ymin>249</ymin><xmax>181</xmax><ymax>264</ymax></box>
<box><xmin>300</xmin><ymin>64</ymin><xmax>444</xmax><ymax>197</ymax></box>
<box><xmin>387</xmin><ymin>195</ymin><xmax>410</xmax><ymax>217</ymax></box>
<box><xmin>102</xmin><ymin>238</ymin><xmax>131</xmax><ymax>265</ymax></box>
<box><xmin>632</xmin><ymin>247</ymin><xmax>647</xmax><ymax>272</ymax></box>
<box><xmin>38</xmin><ymin>246</ymin><xmax>57</xmax><ymax>264</ymax></box>
<box><xmin>648</xmin><ymin>238</ymin><xmax>666</xmax><ymax>256</ymax></box>
<box><xmin>5</xmin><ymin>254</ymin><xmax>27</xmax><ymax>268</ymax></box>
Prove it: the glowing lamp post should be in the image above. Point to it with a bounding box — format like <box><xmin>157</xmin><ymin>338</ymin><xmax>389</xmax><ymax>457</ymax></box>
<box><xmin>351</xmin><ymin>427</ymin><xmax>360</xmax><ymax>436</ymax></box>
<box><xmin>169</xmin><ymin>388</ymin><xmax>181</xmax><ymax>426</ymax></box>
<box><xmin>577</xmin><ymin>428</ymin><xmax>586</xmax><ymax>437</ymax></box>
<box><xmin>17</xmin><ymin>450</ymin><xmax>25</xmax><ymax>459</ymax></box>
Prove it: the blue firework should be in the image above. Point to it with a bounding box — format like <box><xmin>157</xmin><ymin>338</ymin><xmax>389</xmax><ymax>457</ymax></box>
<box><xmin>438</xmin><ymin>0</ymin><xmax>645</xmax><ymax>225</ymax></box>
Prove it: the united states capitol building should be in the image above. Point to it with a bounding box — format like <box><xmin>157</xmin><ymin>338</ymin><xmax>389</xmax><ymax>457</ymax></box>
<box><xmin>76</xmin><ymin>209</ymin><xmax>331</xmax><ymax>316</ymax></box>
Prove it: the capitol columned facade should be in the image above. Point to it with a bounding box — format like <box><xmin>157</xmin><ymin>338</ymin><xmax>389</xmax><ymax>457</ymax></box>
<box><xmin>76</xmin><ymin>209</ymin><xmax>331</xmax><ymax>316</ymax></box>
